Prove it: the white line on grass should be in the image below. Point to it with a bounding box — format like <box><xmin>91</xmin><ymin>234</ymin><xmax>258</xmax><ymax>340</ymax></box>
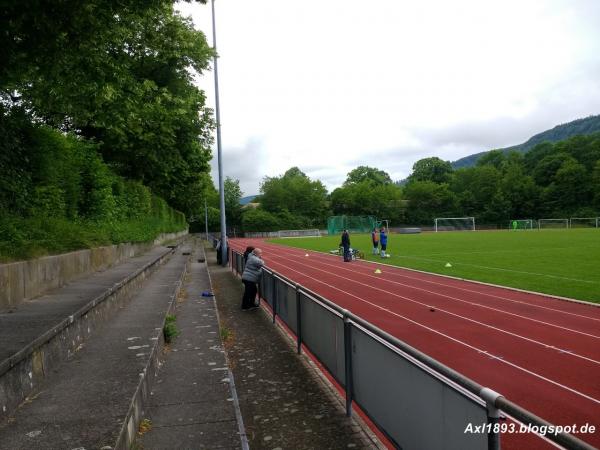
<box><xmin>392</xmin><ymin>254</ymin><xmax>598</xmax><ymax>284</ymax></box>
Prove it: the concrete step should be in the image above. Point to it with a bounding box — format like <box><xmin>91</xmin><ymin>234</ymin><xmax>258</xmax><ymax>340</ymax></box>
<box><xmin>0</xmin><ymin>246</ymin><xmax>190</xmax><ymax>449</ymax></box>
<box><xmin>0</xmin><ymin>244</ymin><xmax>178</xmax><ymax>422</ymax></box>
<box><xmin>0</xmin><ymin>246</ymin><xmax>173</xmax><ymax>362</ymax></box>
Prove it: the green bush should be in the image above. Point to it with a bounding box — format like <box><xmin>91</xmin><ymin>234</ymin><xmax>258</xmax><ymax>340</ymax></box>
<box><xmin>241</xmin><ymin>208</ymin><xmax>280</xmax><ymax>232</ymax></box>
<box><xmin>0</xmin><ymin>111</ymin><xmax>187</xmax><ymax>262</ymax></box>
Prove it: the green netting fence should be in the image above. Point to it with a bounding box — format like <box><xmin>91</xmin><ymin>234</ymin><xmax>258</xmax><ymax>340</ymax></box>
<box><xmin>327</xmin><ymin>215</ymin><xmax>377</xmax><ymax>235</ymax></box>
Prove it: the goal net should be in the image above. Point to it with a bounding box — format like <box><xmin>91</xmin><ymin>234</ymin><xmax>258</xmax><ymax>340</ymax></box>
<box><xmin>434</xmin><ymin>217</ymin><xmax>475</xmax><ymax>232</ymax></box>
<box><xmin>569</xmin><ymin>217</ymin><xmax>599</xmax><ymax>228</ymax></box>
<box><xmin>509</xmin><ymin>219</ymin><xmax>534</xmax><ymax>230</ymax></box>
<box><xmin>277</xmin><ymin>229</ymin><xmax>321</xmax><ymax>238</ymax></box>
<box><xmin>327</xmin><ymin>215</ymin><xmax>377</xmax><ymax>235</ymax></box>
<box><xmin>538</xmin><ymin>219</ymin><xmax>568</xmax><ymax>230</ymax></box>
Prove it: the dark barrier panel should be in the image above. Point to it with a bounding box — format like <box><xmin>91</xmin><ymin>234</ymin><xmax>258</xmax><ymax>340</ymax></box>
<box><xmin>351</xmin><ymin>323</ymin><xmax>487</xmax><ymax>449</ymax></box>
<box><xmin>299</xmin><ymin>292</ymin><xmax>346</xmax><ymax>385</ymax></box>
<box><xmin>261</xmin><ymin>271</ymin><xmax>274</xmax><ymax>309</ymax></box>
<box><xmin>273</xmin><ymin>276</ymin><xmax>298</xmax><ymax>334</ymax></box>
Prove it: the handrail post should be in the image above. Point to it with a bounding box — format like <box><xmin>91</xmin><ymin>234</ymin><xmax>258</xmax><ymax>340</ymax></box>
<box><xmin>296</xmin><ymin>284</ymin><xmax>302</xmax><ymax>354</ymax></box>
<box><xmin>343</xmin><ymin>310</ymin><xmax>353</xmax><ymax>417</ymax></box>
<box><xmin>272</xmin><ymin>274</ymin><xmax>277</xmax><ymax>324</ymax></box>
<box><xmin>480</xmin><ymin>388</ymin><xmax>502</xmax><ymax>450</ymax></box>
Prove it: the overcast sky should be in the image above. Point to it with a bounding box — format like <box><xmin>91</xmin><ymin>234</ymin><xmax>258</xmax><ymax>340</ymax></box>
<box><xmin>176</xmin><ymin>0</ymin><xmax>600</xmax><ymax>197</ymax></box>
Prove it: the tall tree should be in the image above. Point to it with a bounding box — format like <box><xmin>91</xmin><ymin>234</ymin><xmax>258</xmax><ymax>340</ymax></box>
<box><xmin>409</xmin><ymin>157</ymin><xmax>453</xmax><ymax>184</ymax></box>
<box><xmin>403</xmin><ymin>181</ymin><xmax>456</xmax><ymax>224</ymax></box>
<box><xmin>259</xmin><ymin>167</ymin><xmax>328</xmax><ymax>226</ymax></box>
<box><xmin>224</xmin><ymin>177</ymin><xmax>243</xmax><ymax>228</ymax></box>
<box><xmin>476</xmin><ymin>150</ymin><xmax>506</xmax><ymax>169</ymax></box>
<box><xmin>450</xmin><ymin>166</ymin><xmax>501</xmax><ymax>218</ymax></box>
<box><xmin>344</xmin><ymin>166</ymin><xmax>393</xmax><ymax>186</ymax></box>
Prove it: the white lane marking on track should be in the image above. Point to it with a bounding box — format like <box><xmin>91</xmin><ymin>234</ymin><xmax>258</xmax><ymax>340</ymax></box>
<box><xmin>270</xmin><ymin>252</ymin><xmax>600</xmax><ymax>365</ymax></box>
<box><xmin>258</xmin><ymin>242</ymin><xmax>600</xmax><ymax>324</ymax></box>
<box><xmin>276</xmin><ymin>249</ymin><xmax>600</xmax><ymax>340</ymax></box>
<box><xmin>267</xmin><ymin>258</ymin><xmax>600</xmax><ymax>406</ymax></box>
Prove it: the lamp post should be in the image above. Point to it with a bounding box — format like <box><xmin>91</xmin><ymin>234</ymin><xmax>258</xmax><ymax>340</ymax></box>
<box><xmin>205</xmin><ymin>0</ymin><xmax>227</xmax><ymax>265</ymax></box>
<box><xmin>204</xmin><ymin>198</ymin><xmax>209</xmax><ymax>241</ymax></box>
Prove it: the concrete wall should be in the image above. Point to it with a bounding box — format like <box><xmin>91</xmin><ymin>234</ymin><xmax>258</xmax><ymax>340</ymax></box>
<box><xmin>0</xmin><ymin>230</ymin><xmax>187</xmax><ymax>312</ymax></box>
<box><xmin>0</xmin><ymin>245</ymin><xmax>179</xmax><ymax>422</ymax></box>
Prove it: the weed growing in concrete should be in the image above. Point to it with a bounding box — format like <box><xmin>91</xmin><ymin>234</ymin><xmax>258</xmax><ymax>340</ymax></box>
<box><xmin>220</xmin><ymin>326</ymin><xmax>232</xmax><ymax>342</ymax></box>
<box><xmin>163</xmin><ymin>314</ymin><xmax>180</xmax><ymax>343</ymax></box>
<box><xmin>138</xmin><ymin>418</ymin><xmax>152</xmax><ymax>436</ymax></box>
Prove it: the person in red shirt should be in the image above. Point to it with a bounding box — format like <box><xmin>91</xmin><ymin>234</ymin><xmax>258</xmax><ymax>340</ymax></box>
<box><xmin>371</xmin><ymin>228</ymin><xmax>380</xmax><ymax>255</ymax></box>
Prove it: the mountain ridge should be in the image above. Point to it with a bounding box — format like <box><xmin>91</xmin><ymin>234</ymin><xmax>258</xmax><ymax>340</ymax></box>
<box><xmin>451</xmin><ymin>114</ymin><xmax>600</xmax><ymax>169</ymax></box>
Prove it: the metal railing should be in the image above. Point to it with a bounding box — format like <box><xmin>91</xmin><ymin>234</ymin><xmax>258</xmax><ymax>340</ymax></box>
<box><xmin>230</xmin><ymin>248</ymin><xmax>595</xmax><ymax>450</ymax></box>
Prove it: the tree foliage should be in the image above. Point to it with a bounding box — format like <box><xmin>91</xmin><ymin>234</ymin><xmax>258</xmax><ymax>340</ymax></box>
<box><xmin>344</xmin><ymin>166</ymin><xmax>393</xmax><ymax>186</ymax></box>
<box><xmin>1</xmin><ymin>0</ymin><xmax>215</xmax><ymax>219</ymax></box>
<box><xmin>258</xmin><ymin>167</ymin><xmax>328</xmax><ymax>227</ymax></box>
<box><xmin>453</xmin><ymin>115</ymin><xmax>600</xmax><ymax>168</ymax></box>
<box><xmin>0</xmin><ymin>117</ymin><xmax>187</xmax><ymax>261</ymax></box>
<box><xmin>224</xmin><ymin>177</ymin><xmax>243</xmax><ymax>228</ymax></box>
<box><xmin>408</xmin><ymin>157</ymin><xmax>453</xmax><ymax>184</ymax></box>
<box><xmin>405</xmin><ymin>133</ymin><xmax>600</xmax><ymax>225</ymax></box>
<box><xmin>330</xmin><ymin>183</ymin><xmax>403</xmax><ymax>222</ymax></box>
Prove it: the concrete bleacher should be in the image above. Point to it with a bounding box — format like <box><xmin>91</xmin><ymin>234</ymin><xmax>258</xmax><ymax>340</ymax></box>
<box><xmin>0</xmin><ymin>237</ymin><xmax>382</xmax><ymax>449</ymax></box>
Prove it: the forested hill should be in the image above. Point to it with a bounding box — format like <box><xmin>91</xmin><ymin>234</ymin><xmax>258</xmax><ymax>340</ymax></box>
<box><xmin>452</xmin><ymin>115</ymin><xmax>600</xmax><ymax>169</ymax></box>
<box><xmin>240</xmin><ymin>195</ymin><xmax>258</xmax><ymax>205</ymax></box>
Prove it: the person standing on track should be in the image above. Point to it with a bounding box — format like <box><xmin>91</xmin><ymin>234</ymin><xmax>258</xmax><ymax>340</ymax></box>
<box><xmin>340</xmin><ymin>229</ymin><xmax>351</xmax><ymax>262</ymax></box>
<box><xmin>371</xmin><ymin>228</ymin><xmax>380</xmax><ymax>255</ymax></box>
<box><xmin>380</xmin><ymin>227</ymin><xmax>388</xmax><ymax>258</ymax></box>
<box><xmin>241</xmin><ymin>248</ymin><xmax>264</xmax><ymax>310</ymax></box>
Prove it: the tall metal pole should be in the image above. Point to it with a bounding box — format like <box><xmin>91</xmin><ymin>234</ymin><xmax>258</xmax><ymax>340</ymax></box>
<box><xmin>210</xmin><ymin>0</ymin><xmax>227</xmax><ymax>265</ymax></box>
<box><xmin>204</xmin><ymin>198</ymin><xmax>209</xmax><ymax>241</ymax></box>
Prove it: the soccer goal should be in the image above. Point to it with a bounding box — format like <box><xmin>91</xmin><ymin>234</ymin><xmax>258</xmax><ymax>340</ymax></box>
<box><xmin>569</xmin><ymin>217</ymin><xmax>600</xmax><ymax>228</ymax></box>
<box><xmin>538</xmin><ymin>219</ymin><xmax>569</xmax><ymax>230</ymax></box>
<box><xmin>434</xmin><ymin>217</ymin><xmax>475</xmax><ymax>232</ymax></box>
<box><xmin>509</xmin><ymin>219</ymin><xmax>534</xmax><ymax>230</ymax></box>
<box><xmin>277</xmin><ymin>229</ymin><xmax>321</xmax><ymax>238</ymax></box>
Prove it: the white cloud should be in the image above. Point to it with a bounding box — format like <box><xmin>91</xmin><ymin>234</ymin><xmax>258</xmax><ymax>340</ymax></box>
<box><xmin>177</xmin><ymin>0</ymin><xmax>600</xmax><ymax>195</ymax></box>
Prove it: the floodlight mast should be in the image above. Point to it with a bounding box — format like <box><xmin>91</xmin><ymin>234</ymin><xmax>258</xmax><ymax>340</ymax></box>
<box><xmin>208</xmin><ymin>0</ymin><xmax>227</xmax><ymax>265</ymax></box>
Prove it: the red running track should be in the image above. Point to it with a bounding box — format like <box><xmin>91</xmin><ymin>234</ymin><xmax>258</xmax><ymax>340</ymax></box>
<box><xmin>230</xmin><ymin>238</ymin><xmax>600</xmax><ymax>450</ymax></box>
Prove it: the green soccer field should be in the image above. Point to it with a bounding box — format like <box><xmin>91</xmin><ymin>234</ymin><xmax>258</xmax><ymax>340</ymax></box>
<box><xmin>269</xmin><ymin>229</ymin><xmax>600</xmax><ymax>303</ymax></box>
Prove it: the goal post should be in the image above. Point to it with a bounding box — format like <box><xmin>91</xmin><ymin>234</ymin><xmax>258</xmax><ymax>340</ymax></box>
<box><xmin>569</xmin><ymin>217</ymin><xmax>600</xmax><ymax>228</ymax></box>
<box><xmin>376</xmin><ymin>219</ymin><xmax>390</xmax><ymax>231</ymax></box>
<box><xmin>509</xmin><ymin>219</ymin><xmax>534</xmax><ymax>230</ymax></box>
<box><xmin>434</xmin><ymin>217</ymin><xmax>475</xmax><ymax>232</ymax></box>
<box><xmin>538</xmin><ymin>219</ymin><xmax>569</xmax><ymax>230</ymax></box>
<box><xmin>277</xmin><ymin>229</ymin><xmax>321</xmax><ymax>238</ymax></box>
